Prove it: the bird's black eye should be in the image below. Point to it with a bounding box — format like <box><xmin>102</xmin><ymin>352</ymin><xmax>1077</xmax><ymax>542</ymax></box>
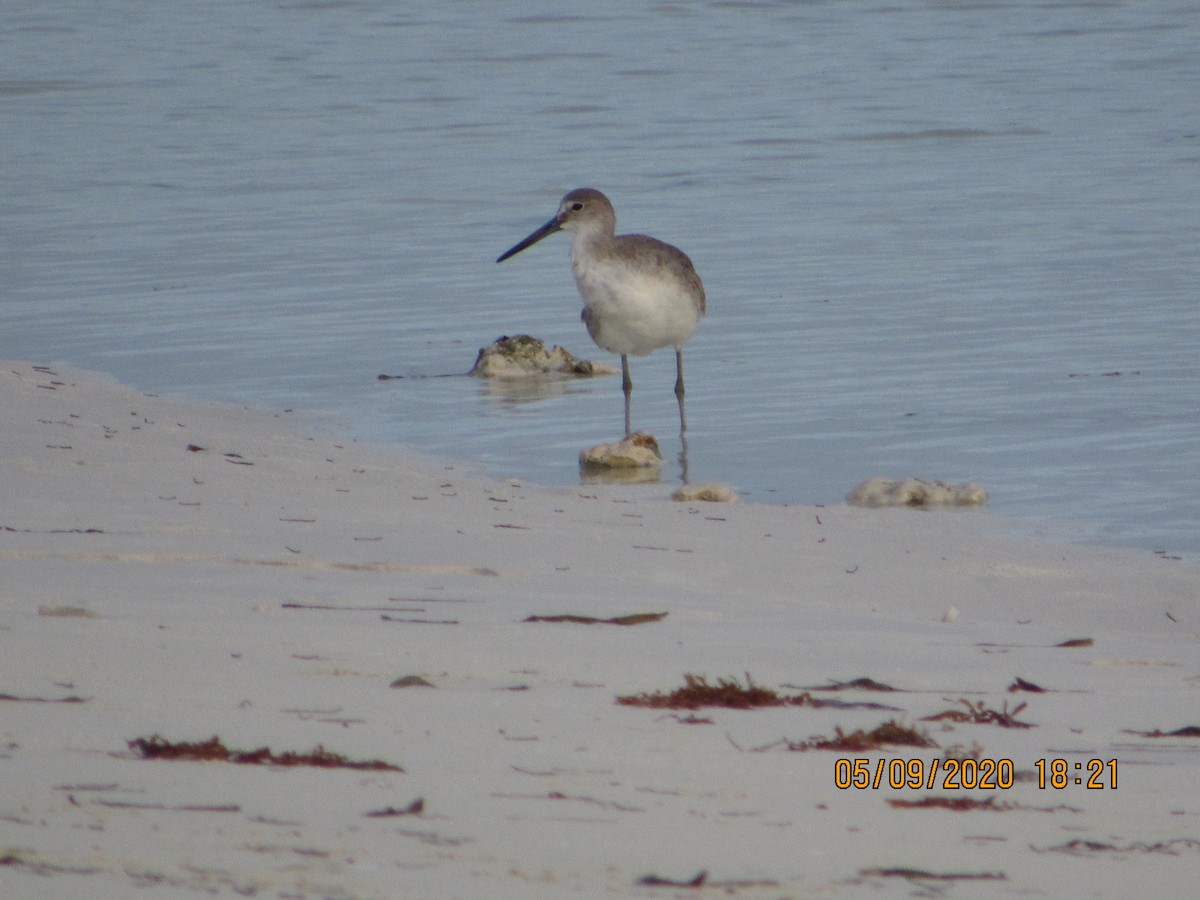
<box><xmin>571</xmin><ymin>202</ymin><xmax>583</xmax><ymax>211</ymax></box>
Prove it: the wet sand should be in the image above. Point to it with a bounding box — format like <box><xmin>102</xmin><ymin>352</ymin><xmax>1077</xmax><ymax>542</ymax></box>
<box><xmin>2</xmin><ymin>361</ymin><xmax>1197</xmax><ymax>898</ymax></box>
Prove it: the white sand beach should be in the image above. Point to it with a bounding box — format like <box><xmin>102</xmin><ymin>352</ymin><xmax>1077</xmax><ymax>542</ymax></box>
<box><xmin>1</xmin><ymin>361</ymin><xmax>1197</xmax><ymax>898</ymax></box>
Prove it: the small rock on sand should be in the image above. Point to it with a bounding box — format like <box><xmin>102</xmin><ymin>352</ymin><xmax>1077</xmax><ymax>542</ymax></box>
<box><xmin>847</xmin><ymin>476</ymin><xmax>988</xmax><ymax>508</ymax></box>
<box><xmin>672</xmin><ymin>483</ymin><xmax>739</xmax><ymax>503</ymax></box>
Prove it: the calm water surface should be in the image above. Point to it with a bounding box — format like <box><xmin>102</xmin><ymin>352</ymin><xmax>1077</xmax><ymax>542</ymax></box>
<box><xmin>3</xmin><ymin>1</ymin><xmax>1198</xmax><ymax>555</ymax></box>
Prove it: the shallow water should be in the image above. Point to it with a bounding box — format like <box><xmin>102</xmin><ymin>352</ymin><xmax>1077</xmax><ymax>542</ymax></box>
<box><xmin>3</xmin><ymin>1</ymin><xmax>1198</xmax><ymax>554</ymax></box>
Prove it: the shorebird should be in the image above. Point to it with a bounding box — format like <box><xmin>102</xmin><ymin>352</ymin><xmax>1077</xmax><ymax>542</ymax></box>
<box><xmin>497</xmin><ymin>188</ymin><xmax>705</xmax><ymax>436</ymax></box>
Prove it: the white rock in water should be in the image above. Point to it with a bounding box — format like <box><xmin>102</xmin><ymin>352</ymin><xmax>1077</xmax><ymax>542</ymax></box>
<box><xmin>579</xmin><ymin>432</ymin><xmax>662</xmax><ymax>468</ymax></box>
<box><xmin>672</xmin><ymin>483</ymin><xmax>739</xmax><ymax>503</ymax></box>
<box><xmin>469</xmin><ymin>334</ymin><xmax>618</xmax><ymax>378</ymax></box>
<box><xmin>846</xmin><ymin>476</ymin><xmax>988</xmax><ymax>508</ymax></box>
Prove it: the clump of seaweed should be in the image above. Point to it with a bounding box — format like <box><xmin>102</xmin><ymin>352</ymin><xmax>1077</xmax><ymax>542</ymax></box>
<box><xmin>523</xmin><ymin>611</ymin><xmax>667</xmax><ymax>626</ymax></box>
<box><xmin>860</xmin><ymin>867</ymin><xmax>1005</xmax><ymax>882</ymax></box>
<box><xmin>616</xmin><ymin>674</ymin><xmax>900</xmax><ymax>712</ymax></box>
<box><xmin>887</xmin><ymin>796</ymin><xmax>1080</xmax><ymax>814</ymax></box>
<box><xmin>1033</xmin><ymin>838</ymin><xmax>1200</xmax><ymax>857</ymax></box>
<box><xmin>127</xmin><ymin>735</ymin><xmax>401</xmax><ymax>771</ymax></box>
<box><xmin>805</xmin><ymin>677</ymin><xmax>900</xmax><ymax>692</ymax></box>
<box><xmin>638</xmin><ymin>871</ymin><xmax>708</xmax><ymax>889</ymax></box>
<box><xmin>1124</xmin><ymin>725</ymin><xmax>1200</xmax><ymax>738</ymax></box>
<box><xmin>731</xmin><ymin>720</ymin><xmax>935</xmax><ymax>753</ymax></box>
<box><xmin>922</xmin><ymin>699</ymin><xmax>1033</xmax><ymax>729</ymax></box>
<box><xmin>1007</xmin><ymin>676</ymin><xmax>1046</xmax><ymax>693</ymax></box>
<box><xmin>636</xmin><ymin>871</ymin><xmax>779</xmax><ymax>890</ymax></box>
<box><xmin>890</xmin><ymin>796</ymin><xmax>1012</xmax><ymax>812</ymax></box>
<box><xmin>618</xmin><ymin>674</ymin><xmax>785</xmax><ymax>710</ymax></box>
<box><xmin>787</xmin><ymin>719</ymin><xmax>936</xmax><ymax>752</ymax></box>
<box><xmin>0</xmin><ymin>692</ymin><xmax>87</xmax><ymax>703</ymax></box>
<box><xmin>365</xmin><ymin>798</ymin><xmax>424</xmax><ymax>817</ymax></box>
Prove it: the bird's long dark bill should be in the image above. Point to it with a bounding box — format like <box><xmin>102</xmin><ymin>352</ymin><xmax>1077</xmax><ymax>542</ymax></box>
<box><xmin>497</xmin><ymin>217</ymin><xmax>560</xmax><ymax>263</ymax></box>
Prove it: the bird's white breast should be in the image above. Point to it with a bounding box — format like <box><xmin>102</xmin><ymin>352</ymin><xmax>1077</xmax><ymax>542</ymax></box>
<box><xmin>570</xmin><ymin>241</ymin><xmax>702</xmax><ymax>356</ymax></box>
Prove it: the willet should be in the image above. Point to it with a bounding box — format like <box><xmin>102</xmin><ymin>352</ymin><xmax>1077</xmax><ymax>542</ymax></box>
<box><xmin>497</xmin><ymin>188</ymin><xmax>705</xmax><ymax>436</ymax></box>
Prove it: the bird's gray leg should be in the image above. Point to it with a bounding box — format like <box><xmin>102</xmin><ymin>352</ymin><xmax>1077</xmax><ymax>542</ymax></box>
<box><xmin>678</xmin><ymin>427</ymin><xmax>690</xmax><ymax>483</ymax></box>
<box><xmin>621</xmin><ymin>354</ymin><xmax>632</xmax><ymax>437</ymax></box>
<box><xmin>675</xmin><ymin>349</ymin><xmax>687</xmax><ymax>433</ymax></box>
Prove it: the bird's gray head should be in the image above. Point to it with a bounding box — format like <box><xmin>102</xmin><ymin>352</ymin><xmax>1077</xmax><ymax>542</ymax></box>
<box><xmin>554</xmin><ymin>188</ymin><xmax>614</xmax><ymax>232</ymax></box>
<box><xmin>497</xmin><ymin>187</ymin><xmax>615</xmax><ymax>263</ymax></box>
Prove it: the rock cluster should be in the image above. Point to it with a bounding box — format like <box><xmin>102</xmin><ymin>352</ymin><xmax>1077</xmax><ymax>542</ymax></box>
<box><xmin>469</xmin><ymin>335</ymin><xmax>617</xmax><ymax>378</ymax></box>
<box><xmin>579</xmin><ymin>432</ymin><xmax>662</xmax><ymax>469</ymax></box>
<box><xmin>846</xmin><ymin>476</ymin><xmax>988</xmax><ymax>508</ymax></box>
